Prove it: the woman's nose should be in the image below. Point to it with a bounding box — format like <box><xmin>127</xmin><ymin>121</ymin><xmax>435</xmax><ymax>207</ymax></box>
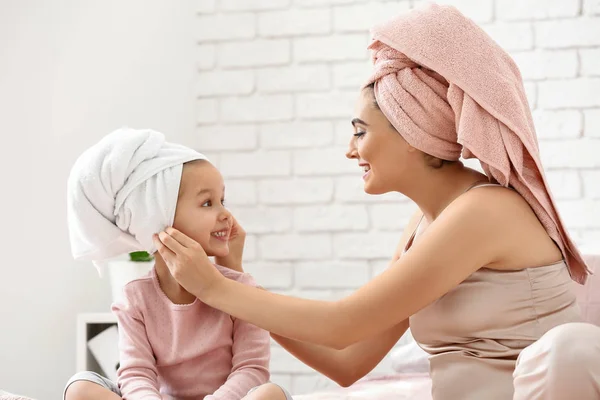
<box><xmin>346</xmin><ymin>141</ymin><xmax>358</xmax><ymax>159</ymax></box>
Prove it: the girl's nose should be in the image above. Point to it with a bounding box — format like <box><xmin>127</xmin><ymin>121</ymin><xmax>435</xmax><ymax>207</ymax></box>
<box><xmin>219</xmin><ymin>206</ymin><xmax>232</xmax><ymax>222</ymax></box>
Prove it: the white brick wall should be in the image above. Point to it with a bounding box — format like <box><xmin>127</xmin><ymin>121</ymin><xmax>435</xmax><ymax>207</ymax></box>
<box><xmin>586</xmin><ymin>109</ymin><xmax>600</xmax><ymax>136</ymax></box>
<box><xmin>259</xmin><ymin>9</ymin><xmax>331</xmax><ymax>36</ymax></box>
<box><xmin>195</xmin><ymin>0</ymin><xmax>600</xmax><ymax>394</ymax></box>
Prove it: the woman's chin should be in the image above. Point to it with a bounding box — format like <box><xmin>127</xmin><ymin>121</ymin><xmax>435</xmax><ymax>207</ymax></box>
<box><xmin>364</xmin><ymin>181</ymin><xmax>384</xmax><ymax>195</ymax></box>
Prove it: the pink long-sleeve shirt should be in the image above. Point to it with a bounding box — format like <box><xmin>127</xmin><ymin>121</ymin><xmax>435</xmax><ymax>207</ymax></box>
<box><xmin>111</xmin><ymin>265</ymin><xmax>270</xmax><ymax>400</ymax></box>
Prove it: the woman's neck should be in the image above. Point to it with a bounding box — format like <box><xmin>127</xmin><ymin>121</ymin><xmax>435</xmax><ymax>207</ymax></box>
<box><xmin>403</xmin><ymin>164</ymin><xmax>489</xmax><ymax>223</ymax></box>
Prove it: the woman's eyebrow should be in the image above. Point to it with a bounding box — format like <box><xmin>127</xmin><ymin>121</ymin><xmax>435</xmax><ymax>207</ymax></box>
<box><xmin>351</xmin><ymin>118</ymin><xmax>369</xmax><ymax>127</ymax></box>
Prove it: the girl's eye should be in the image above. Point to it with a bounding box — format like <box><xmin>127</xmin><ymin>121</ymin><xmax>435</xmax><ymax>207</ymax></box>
<box><xmin>201</xmin><ymin>200</ymin><xmax>212</xmax><ymax>207</ymax></box>
<box><xmin>353</xmin><ymin>131</ymin><xmax>366</xmax><ymax>138</ymax></box>
<box><xmin>221</xmin><ymin>199</ymin><xmax>226</xmax><ymax>206</ymax></box>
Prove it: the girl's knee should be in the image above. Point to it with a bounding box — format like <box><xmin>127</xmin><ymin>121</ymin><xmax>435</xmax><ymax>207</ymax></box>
<box><xmin>244</xmin><ymin>383</ymin><xmax>290</xmax><ymax>400</ymax></box>
<box><xmin>65</xmin><ymin>381</ymin><xmax>96</xmax><ymax>400</ymax></box>
<box><xmin>64</xmin><ymin>380</ymin><xmax>121</xmax><ymax>400</ymax></box>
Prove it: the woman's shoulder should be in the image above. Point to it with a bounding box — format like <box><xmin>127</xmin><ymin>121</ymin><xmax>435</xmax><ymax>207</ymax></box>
<box><xmin>445</xmin><ymin>184</ymin><xmax>562</xmax><ymax>268</ymax></box>
<box><xmin>421</xmin><ymin>185</ymin><xmax>526</xmax><ymax>257</ymax></box>
<box><xmin>450</xmin><ymin>183</ymin><xmax>529</xmax><ymax>222</ymax></box>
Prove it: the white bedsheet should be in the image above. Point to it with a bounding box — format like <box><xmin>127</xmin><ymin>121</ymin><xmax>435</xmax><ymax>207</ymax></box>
<box><xmin>293</xmin><ymin>374</ymin><xmax>432</xmax><ymax>400</ymax></box>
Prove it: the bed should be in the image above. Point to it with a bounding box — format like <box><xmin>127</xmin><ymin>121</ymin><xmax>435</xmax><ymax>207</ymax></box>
<box><xmin>293</xmin><ymin>374</ymin><xmax>432</xmax><ymax>400</ymax></box>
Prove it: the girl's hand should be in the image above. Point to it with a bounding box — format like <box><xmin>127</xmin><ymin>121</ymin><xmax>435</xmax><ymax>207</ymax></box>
<box><xmin>214</xmin><ymin>216</ymin><xmax>246</xmax><ymax>272</ymax></box>
<box><xmin>153</xmin><ymin>227</ymin><xmax>223</xmax><ymax>299</ymax></box>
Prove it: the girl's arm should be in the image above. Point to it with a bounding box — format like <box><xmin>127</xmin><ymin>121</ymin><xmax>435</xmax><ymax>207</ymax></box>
<box><xmin>156</xmin><ymin>188</ymin><xmax>509</xmax><ymax>350</ymax></box>
<box><xmin>112</xmin><ymin>295</ymin><xmax>162</xmax><ymax>400</ymax></box>
<box><xmin>205</xmin><ymin>275</ymin><xmax>271</xmax><ymax>400</ymax></box>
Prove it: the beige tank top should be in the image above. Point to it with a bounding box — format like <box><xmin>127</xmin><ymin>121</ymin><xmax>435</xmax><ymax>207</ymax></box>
<box><xmin>407</xmin><ymin>183</ymin><xmax>582</xmax><ymax>400</ymax></box>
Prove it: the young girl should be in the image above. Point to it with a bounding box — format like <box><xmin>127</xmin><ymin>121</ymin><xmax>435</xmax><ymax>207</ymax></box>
<box><xmin>65</xmin><ymin>128</ymin><xmax>290</xmax><ymax>400</ymax></box>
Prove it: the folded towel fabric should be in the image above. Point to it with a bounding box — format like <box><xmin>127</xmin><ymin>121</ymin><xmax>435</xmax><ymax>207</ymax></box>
<box><xmin>364</xmin><ymin>3</ymin><xmax>590</xmax><ymax>283</ymax></box>
<box><xmin>67</xmin><ymin>127</ymin><xmax>207</xmax><ymax>270</ymax></box>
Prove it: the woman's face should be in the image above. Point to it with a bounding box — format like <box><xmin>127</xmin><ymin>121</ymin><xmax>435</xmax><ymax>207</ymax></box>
<box><xmin>345</xmin><ymin>88</ymin><xmax>417</xmax><ymax>195</ymax></box>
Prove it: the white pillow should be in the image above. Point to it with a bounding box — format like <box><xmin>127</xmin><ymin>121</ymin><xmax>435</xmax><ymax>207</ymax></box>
<box><xmin>0</xmin><ymin>390</ymin><xmax>35</xmax><ymax>400</ymax></box>
<box><xmin>389</xmin><ymin>329</ymin><xmax>430</xmax><ymax>373</ymax></box>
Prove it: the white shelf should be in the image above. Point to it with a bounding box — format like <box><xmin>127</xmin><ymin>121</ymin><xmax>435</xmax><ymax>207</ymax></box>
<box><xmin>76</xmin><ymin>312</ymin><xmax>118</xmax><ymax>375</ymax></box>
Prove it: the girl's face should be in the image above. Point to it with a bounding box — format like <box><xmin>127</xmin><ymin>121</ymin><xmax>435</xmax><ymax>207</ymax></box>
<box><xmin>172</xmin><ymin>160</ymin><xmax>232</xmax><ymax>258</ymax></box>
<box><xmin>346</xmin><ymin>88</ymin><xmax>418</xmax><ymax>195</ymax></box>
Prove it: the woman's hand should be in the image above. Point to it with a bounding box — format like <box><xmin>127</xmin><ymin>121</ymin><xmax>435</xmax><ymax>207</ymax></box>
<box><xmin>153</xmin><ymin>227</ymin><xmax>224</xmax><ymax>299</ymax></box>
<box><xmin>214</xmin><ymin>216</ymin><xmax>246</xmax><ymax>272</ymax></box>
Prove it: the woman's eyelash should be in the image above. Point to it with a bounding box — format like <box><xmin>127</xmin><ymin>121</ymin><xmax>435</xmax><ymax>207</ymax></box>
<box><xmin>354</xmin><ymin>131</ymin><xmax>366</xmax><ymax>137</ymax></box>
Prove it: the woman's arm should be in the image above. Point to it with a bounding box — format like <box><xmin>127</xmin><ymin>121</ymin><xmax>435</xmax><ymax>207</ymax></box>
<box><xmin>268</xmin><ymin>209</ymin><xmax>420</xmax><ymax>386</ymax></box>
<box><xmin>272</xmin><ymin>319</ymin><xmax>408</xmax><ymax>387</ymax></box>
<box><xmin>156</xmin><ymin>189</ymin><xmax>511</xmax><ymax>349</ymax></box>
<box><xmin>390</xmin><ymin>209</ymin><xmax>423</xmax><ymax>264</ymax></box>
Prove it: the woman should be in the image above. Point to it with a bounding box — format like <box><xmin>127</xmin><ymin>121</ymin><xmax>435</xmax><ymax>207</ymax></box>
<box><xmin>154</xmin><ymin>4</ymin><xmax>600</xmax><ymax>399</ymax></box>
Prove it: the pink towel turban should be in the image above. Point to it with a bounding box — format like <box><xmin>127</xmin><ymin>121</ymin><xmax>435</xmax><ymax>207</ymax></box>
<box><xmin>364</xmin><ymin>4</ymin><xmax>590</xmax><ymax>284</ymax></box>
